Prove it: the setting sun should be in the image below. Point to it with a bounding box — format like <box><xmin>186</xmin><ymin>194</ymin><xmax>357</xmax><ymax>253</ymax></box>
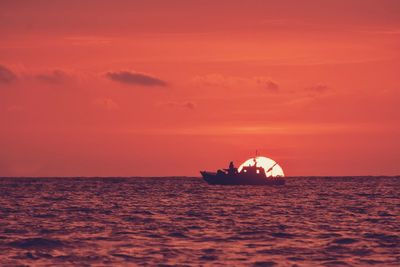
<box><xmin>238</xmin><ymin>156</ymin><xmax>284</xmax><ymax>177</ymax></box>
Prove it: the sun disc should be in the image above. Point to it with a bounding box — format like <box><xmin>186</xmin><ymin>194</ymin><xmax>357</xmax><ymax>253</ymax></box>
<box><xmin>238</xmin><ymin>156</ymin><xmax>284</xmax><ymax>177</ymax></box>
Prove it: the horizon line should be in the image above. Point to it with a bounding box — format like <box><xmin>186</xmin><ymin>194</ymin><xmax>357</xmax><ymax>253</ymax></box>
<box><xmin>0</xmin><ymin>175</ymin><xmax>399</xmax><ymax>179</ymax></box>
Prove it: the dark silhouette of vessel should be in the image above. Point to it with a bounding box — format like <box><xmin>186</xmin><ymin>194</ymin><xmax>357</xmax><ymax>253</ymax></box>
<box><xmin>200</xmin><ymin>159</ymin><xmax>285</xmax><ymax>185</ymax></box>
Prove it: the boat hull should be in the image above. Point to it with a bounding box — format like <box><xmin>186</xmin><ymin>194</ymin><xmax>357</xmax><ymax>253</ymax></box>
<box><xmin>200</xmin><ymin>171</ymin><xmax>285</xmax><ymax>185</ymax></box>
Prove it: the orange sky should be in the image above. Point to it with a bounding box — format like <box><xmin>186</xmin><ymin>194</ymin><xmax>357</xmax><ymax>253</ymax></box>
<box><xmin>1</xmin><ymin>0</ymin><xmax>400</xmax><ymax>176</ymax></box>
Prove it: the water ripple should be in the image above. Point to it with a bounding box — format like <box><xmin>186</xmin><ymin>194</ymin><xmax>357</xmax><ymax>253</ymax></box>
<box><xmin>0</xmin><ymin>176</ymin><xmax>399</xmax><ymax>266</ymax></box>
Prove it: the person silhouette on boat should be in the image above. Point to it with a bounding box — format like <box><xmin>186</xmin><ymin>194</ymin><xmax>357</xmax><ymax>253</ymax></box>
<box><xmin>229</xmin><ymin>161</ymin><xmax>234</xmax><ymax>170</ymax></box>
<box><xmin>227</xmin><ymin>161</ymin><xmax>237</xmax><ymax>175</ymax></box>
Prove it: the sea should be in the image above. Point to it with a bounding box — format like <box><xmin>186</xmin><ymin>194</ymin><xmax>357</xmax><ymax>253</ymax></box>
<box><xmin>0</xmin><ymin>177</ymin><xmax>399</xmax><ymax>266</ymax></box>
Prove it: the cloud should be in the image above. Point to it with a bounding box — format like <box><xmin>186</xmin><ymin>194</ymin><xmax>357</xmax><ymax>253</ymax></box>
<box><xmin>193</xmin><ymin>74</ymin><xmax>280</xmax><ymax>92</ymax></box>
<box><xmin>106</xmin><ymin>71</ymin><xmax>167</xmax><ymax>87</ymax></box>
<box><xmin>35</xmin><ymin>70</ymin><xmax>72</xmax><ymax>84</ymax></box>
<box><xmin>164</xmin><ymin>101</ymin><xmax>196</xmax><ymax>110</ymax></box>
<box><xmin>255</xmin><ymin>77</ymin><xmax>280</xmax><ymax>92</ymax></box>
<box><xmin>93</xmin><ymin>98</ymin><xmax>120</xmax><ymax>110</ymax></box>
<box><xmin>305</xmin><ymin>84</ymin><xmax>330</xmax><ymax>93</ymax></box>
<box><xmin>192</xmin><ymin>74</ymin><xmax>241</xmax><ymax>88</ymax></box>
<box><xmin>0</xmin><ymin>65</ymin><xmax>18</xmax><ymax>84</ymax></box>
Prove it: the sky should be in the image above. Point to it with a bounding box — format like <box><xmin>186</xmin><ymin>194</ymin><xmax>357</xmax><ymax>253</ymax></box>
<box><xmin>1</xmin><ymin>0</ymin><xmax>400</xmax><ymax>177</ymax></box>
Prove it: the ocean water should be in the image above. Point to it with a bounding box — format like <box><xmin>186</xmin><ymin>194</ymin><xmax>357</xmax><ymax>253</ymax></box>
<box><xmin>0</xmin><ymin>177</ymin><xmax>399</xmax><ymax>266</ymax></box>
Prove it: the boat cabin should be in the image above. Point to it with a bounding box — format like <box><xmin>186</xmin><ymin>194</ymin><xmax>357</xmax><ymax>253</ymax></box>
<box><xmin>240</xmin><ymin>165</ymin><xmax>267</xmax><ymax>177</ymax></box>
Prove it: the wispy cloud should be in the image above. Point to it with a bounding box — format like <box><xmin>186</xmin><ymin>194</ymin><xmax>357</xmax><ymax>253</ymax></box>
<box><xmin>192</xmin><ymin>74</ymin><xmax>239</xmax><ymax>88</ymax></box>
<box><xmin>255</xmin><ymin>77</ymin><xmax>280</xmax><ymax>92</ymax></box>
<box><xmin>193</xmin><ymin>74</ymin><xmax>279</xmax><ymax>92</ymax></box>
<box><xmin>0</xmin><ymin>65</ymin><xmax>18</xmax><ymax>84</ymax></box>
<box><xmin>35</xmin><ymin>70</ymin><xmax>71</xmax><ymax>84</ymax></box>
<box><xmin>164</xmin><ymin>101</ymin><xmax>196</xmax><ymax>110</ymax></box>
<box><xmin>64</xmin><ymin>36</ymin><xmax>112</xmax><ymax>46</ymax></box>
<box><xmin>93</xmin><ymin>98</ymin><xmax>120</xmax><ymax>110</ymax></box>
<box><xmin>106</xmin><ymin>71</ymin><xmax>167</xmax><ymax>87</ymax></box>
<box><xmin>120</xmin><ymin>122</ymin><xmax>374</xmax><ymax>136</ymax></box>
<box><xmin>305</xmin><ymin>84</ymin><xmax>330</xmax><ymax>93</ymax></box>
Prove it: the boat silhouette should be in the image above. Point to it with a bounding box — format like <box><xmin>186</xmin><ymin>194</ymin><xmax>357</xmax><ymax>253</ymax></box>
<box><xmin>200</xmin><ymin>158</ymin><xmax>285</xmax><ymax>185</ymax></box>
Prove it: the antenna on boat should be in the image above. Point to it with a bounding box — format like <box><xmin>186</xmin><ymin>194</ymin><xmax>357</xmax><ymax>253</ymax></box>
<box><xmin>254</xmin><ymin>150</ymin><xmax>258</xmax><ymax>167</ymax></box>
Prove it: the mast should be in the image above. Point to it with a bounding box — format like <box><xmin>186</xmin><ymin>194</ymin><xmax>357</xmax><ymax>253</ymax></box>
<box><xmin>254</xmin><ymin>150</ymin><xmax>258</xmax><ymax>166</ymax></box>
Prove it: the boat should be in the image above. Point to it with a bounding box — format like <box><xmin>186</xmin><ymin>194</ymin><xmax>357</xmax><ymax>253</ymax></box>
<box><xmin>200</xmin><ymin>158</ymin><xmax>285</xmax><ymax>185</ymax></box>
